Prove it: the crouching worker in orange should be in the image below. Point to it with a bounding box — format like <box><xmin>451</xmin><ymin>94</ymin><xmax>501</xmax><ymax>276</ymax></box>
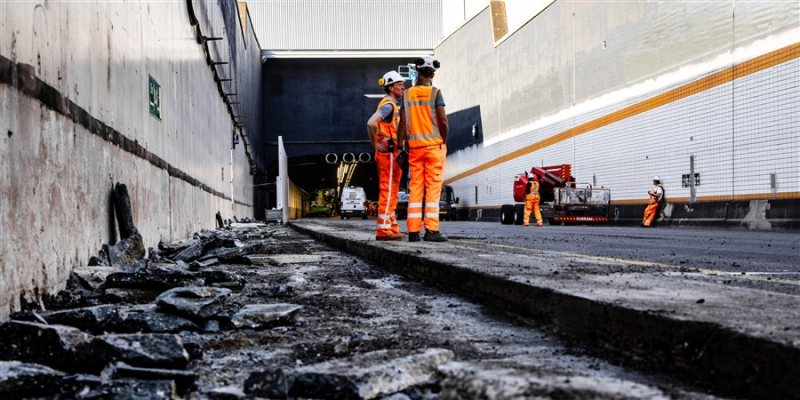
<box><xmin>397</xmin><ymin>56</ymin><xmax>448</xmax><ymax>242</ymax></box>
<box><xmin>642</xmin><ymin>175</ymin><xmax>664</xmax><ymax>227</ymax></box>
<box><xmin>523</xmin><ymin>172</ymin><xmax>542</xmax><ymax>226</ymax></box>
<box><xmin>367</xmin><ymin>71</ymin><xmax>406</xmax><ymax>241</ymax></box>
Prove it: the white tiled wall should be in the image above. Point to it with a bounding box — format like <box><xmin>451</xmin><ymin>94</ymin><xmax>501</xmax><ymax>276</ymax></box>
<box><xmin>447</xmin><ymin>56</ymin><xmax>799</xmax><ymax>207</ymax></box>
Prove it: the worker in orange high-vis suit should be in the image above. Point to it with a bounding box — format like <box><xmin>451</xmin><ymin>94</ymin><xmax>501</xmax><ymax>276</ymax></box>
<box><xmin>642</xmin><ymin>175</ymin><xmax>664</xmax><ymax>227</ymax></box>
<box><xmin>397</xmin><ymin>56</ymin><xmax>449</xmax><ymax>242</ymax></box>
<box><xmin>367</xmin><ymin>71</ymin><xmax>406</xmax><ymax>241</ymax></box>
<box><xmin>523</xmin><ymin>173</ymin><xmax>542</xmax><ymax>227</ymax></box>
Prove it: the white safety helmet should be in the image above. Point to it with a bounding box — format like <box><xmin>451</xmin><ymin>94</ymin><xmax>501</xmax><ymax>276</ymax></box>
<box><xmin>653</xmin><ymin>175</ymin><xmax>661</xmax><ymax>181</ymax></box>
<box><xmin>379</xmin><ymin>71</ymin><xmax>405</xmax><ymax>88</ymax></box>
<box><xmin>414</xmin><ymin>56</ymin><xmax>440</xmax><ymax>71</ymax></box>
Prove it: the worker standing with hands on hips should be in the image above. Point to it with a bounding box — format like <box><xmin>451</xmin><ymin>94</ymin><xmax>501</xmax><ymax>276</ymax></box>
<box><xmin>642</xmin><ymin>175</ymin><xmax>664</xmax><ymax>227</ymax></box>
<box><xmin>397</xmin><ymin>56</ymin><xmax>449</xmax><ymax>242</ymax></box>
<box><xmin>523</xmin><ymin>172</ymin><xmax>542</xmax><ymax>227</ymax></box>
<box><xmin>367</xmin><ymin>71</ymin><xmax>406</xmax><ymax>241</ymax></box>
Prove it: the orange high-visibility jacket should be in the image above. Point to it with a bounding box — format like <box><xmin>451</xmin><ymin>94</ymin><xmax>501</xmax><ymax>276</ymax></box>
<box><xmin>377</xmin><ymin>96</ymin><xmax>400</xmax><ymax>141</ymax></box>
<box><xmin>403</xmin><ymin>85</ymin><xmax>443</xmax><ymax>148</ymax></box>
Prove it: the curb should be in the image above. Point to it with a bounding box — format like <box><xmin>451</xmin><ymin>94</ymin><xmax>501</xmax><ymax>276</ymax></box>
<box><xmin>290</xmin><ymin>221</ymin><xmax>800</xmax><ymax>400</ymax></box>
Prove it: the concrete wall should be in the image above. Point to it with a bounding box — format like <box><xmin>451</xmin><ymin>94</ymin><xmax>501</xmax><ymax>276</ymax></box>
<box><xmin>435</xmin><ymin>1</ymin><xmax>799</xmax><ymax>226</ymax></box>
<box><xmin>0</xmin><ymin>0</ymin><xmax>264</xmax><ymax>319</ymax></box>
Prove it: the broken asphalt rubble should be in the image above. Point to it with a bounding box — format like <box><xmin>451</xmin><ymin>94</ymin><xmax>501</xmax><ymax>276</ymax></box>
<box><xmin>0</xmin><ymin>183</ymin><xmax>454</xmax><ymax>399</ymax></box>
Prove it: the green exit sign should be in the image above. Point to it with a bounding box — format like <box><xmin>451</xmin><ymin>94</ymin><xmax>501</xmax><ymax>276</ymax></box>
<box><xmin>149</xmin><ymin>75</ymin><xmax>161</xmax><ymax>120</ymax></box>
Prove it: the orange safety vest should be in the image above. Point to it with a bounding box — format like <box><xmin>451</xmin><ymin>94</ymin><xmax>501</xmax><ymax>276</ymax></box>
<box><xmin>526</xmin><ymin>181</ymin><xmax>540</xmax><ymax>198</ymax></box>
<box><xmin>649</xmin><ymin>184</ymin><xmax>664</xmax><ymax>204</ymax></box>
<box><xmin>377</xmin><ymin>96</ymin><xmax>399</xmax><ymax>141</ymax></box>
<box><xmin>403</xmin><ymin>85</ymin><xmax>443</xmax><ymax>148</ymax></box>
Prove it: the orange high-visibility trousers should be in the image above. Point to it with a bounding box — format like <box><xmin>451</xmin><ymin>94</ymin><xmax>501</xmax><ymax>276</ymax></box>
<box><xmin>406</xmin><ymin>144</ymin><xmax>445</xmax><ymax>233</ymax></box>
<box><xmin>642</xmin><ymin>200</ymin><xmax>660</xmax><ymax>226</ymax></box>
<box><xmin>524</xmin><ymin>194</ymin><xmax>542</xmax><ymax>226</ymax></box>
<box><xmin>375</xmin><ymin>149</ymin><xmax>402</xmax><ymax>237</ymax></box>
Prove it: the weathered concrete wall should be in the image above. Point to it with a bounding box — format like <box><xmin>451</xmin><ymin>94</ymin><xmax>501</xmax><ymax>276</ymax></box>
<box><xmin>0</xmin><ymin>0</ymin><xmax>264</xmax><ymax>319</ymax></box>
<box><xmin>436</xmin><ymin>1</ymin><xmax>799</xmax><ymax>225</ymax></box>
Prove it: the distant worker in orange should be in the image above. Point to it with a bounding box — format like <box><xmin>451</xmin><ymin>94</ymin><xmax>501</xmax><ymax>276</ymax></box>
<box><xmin>367</xmin><ymin>71</ymin><xmax>406</xmax><ymax>241</ymax></box>
<box><xmin>397</xmin><ymin>56</ymin><xmax>449</xmax><ymax>242</ymax></box>
<box><xmin>523</xmin><ymin>172</ymin><xmax>542</xmax><ymax>227</ymax></box>
<box><xmin>642</xmin><ymin>175</ymin><xmax>664</xmax><ymax>227</ymax></box>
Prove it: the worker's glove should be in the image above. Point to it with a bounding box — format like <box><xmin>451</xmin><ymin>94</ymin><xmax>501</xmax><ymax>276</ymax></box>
<box><xmin>396</xmin><ymin>150</ymin><xmax>409</xmax><ymax>170</ymax></box>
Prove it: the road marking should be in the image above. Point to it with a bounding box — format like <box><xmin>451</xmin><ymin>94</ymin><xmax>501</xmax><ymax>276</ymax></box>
<box><xmin>450</xmin><ymin>239</ymin><xmax>800</xmax><ymax>287</ymax></box>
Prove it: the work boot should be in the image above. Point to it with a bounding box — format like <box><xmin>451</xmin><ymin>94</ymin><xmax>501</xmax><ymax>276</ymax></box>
<box><xmin>408</xmin><ymin>232</ymin><xmax>421</xmax><ymax>242</ymax></box>
<box><xmin>423</xmin><ymin>231</ymin><xmax>448</xmax><ymax>242</ymax></box>
<box><xmin>377</xmin><ymin>233</ymin><xmax>404</xmax><ymax>241</ymax></box>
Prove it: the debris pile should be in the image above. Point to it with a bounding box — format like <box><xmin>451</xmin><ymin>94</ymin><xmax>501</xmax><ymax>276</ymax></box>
<box><xmin>0</xmin><ymin>187</ymin><xmax>452</xmax><ymax>399</ymax></box>
<box><xmin>0</xmin><ymin>186</ymin><xmax>698</xmax><ymax>399</ymax></box>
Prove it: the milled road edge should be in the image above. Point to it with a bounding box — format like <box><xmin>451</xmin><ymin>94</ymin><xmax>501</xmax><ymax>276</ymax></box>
<box><xmin>290</xmin><ymin>222</ymin><xmax>800</xmax><ymax>400</ymax></box>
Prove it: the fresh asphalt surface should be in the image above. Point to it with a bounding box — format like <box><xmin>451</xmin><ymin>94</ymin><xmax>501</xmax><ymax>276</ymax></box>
<box><xmin>316</xmin><ymin>217</ymin><xmax>800</xmax><ymax>284</ymax></box>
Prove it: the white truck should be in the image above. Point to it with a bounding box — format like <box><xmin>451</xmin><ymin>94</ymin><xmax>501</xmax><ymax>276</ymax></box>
<box><xmin>340</xmin><ymin>186</ymin><xmax>368</xmax><ymax>219</ymax></box>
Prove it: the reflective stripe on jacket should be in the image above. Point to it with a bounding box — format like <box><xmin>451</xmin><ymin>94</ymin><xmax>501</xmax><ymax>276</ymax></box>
<box><xmin>403</xmin><ymin>85</ymin><xmax>443</xmax><ymax>148</ymax></box>
<box><xmin>377</xmin><ymin>96</ymin><xmax>399</xmax><ymax>141</ymax></box>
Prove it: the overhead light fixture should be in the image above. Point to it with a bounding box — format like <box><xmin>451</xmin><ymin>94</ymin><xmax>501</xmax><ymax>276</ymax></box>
<box><xmin>363</xmin><ymin>94</ymin><xmax>385</xmax><ymax>99</ymax></box>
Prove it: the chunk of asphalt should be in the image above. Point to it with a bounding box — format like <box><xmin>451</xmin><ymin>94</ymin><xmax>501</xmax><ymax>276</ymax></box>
<box><xmin>231</xmin><ymin>304</ymin><xmax>302</xmax><ymax>330</ymax></box>
<box><xmin>158</xmin><ymin>238</ymin><xmax>199</xmax><ymax>257</ymax></box>
<box><xmin>190</xmin><ymin>257</ymin><xmax>220</xmax><ymax>269</ymax></box>
<box><xmin>0</xmin><ymin>321</ymin><xmax>93</xmax><ymax>372</ymax></box>
<box><xmin>102</xmin><ymin>361</ymin><xmax>196</xmax><ymax>395</ymax></box>
<box><xmin>230</xmin><ymin>222</ymin><xmax>266</xmax><ymax>230</ymax></box>
<box><xmin>82</xmin><ymin>333</ymin><xmax>189</xmax><ymax>371</ymax></box>
<box><xmin>74</xmin><ymin>378</ymin><xmax>177</xmax><ymax>400</ymax></box>
<box><xmin>437</xmin><ymin>361</ymin><xmax>673</xmax><ymax>400</ymax></box>
<box><xmin>104</xmin><ymin>268</ymin><xmax>205</xmax><ymax>291</ymax></box>
<box><xmin>206</xmin><ymin>385</ymin><xmax>247</xmax><ymax>399</ymax></box>
<box><xmin>115</xmin><ymin>305</ymin><xmax>200</xmax><ymax>333</ymax></box>
<box><xmin>243</xmin><ymin>368</ymin><xmax>288</xmax><ymax>398</ymax></box>
<box><xmin>173</xmin><ymin>241</ymin><xmax>205</xmax><ymax>262</ymax></box>
<box><xmin>245</xmin><ymin>254</ymin><xmax>323</xmax><ymax>266</ymax></box>
<box><xmin>289</xmin><ymin>349</ymin><xmax>454</xmax><ymax>400</ymax></box>
<box><xmin>0</xmin><ymin>361</ymin><xmax>64</xmax><ymax>398</ymax></box>
<box><xmin>155</xmin><ymin>287</ymin><xmax>231</xmax><ymax>321</ymax></box>
<box><xmin>200</xmin><ymin>241</ymin><xmax>274</xmax><ymax>263</ymax></box>
<box><xmin>198</xmin><ymin>270</ymin><xmax>245</xmax><ymax>290</ymax></box>
<box><xmin>70</xmin><ymin>266</ymin><xmax>129</xmax><ymax>290</ymax></box>
<box><xmin>103</xmin><ymin>232</ymin><xmax>146</xmax><ymax>267</ymax></box>
<box><xmin>35</xmin><ymin>305</ymin><xmax>122</xmax><ymax>334</ymax></box>
<box><xmin>103</xmin><ymin>288</ymin><xmax>162</xmax><ymax>304</ymax></box>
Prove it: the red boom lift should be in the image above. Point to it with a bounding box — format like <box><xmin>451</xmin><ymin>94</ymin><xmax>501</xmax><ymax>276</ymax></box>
<box><xmin>500</xmin><ymin>164</ymin><xmax>611</xmax><ymax>225</ymax></box>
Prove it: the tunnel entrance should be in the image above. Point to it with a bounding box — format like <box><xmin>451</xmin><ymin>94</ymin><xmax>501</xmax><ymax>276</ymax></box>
<box><xmin>283</xmin><ymin>153</ymin><xmax>395</xmax><ymax>218</ymax></box>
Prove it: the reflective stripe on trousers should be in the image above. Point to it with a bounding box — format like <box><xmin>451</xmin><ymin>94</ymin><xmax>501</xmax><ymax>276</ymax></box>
<box><xmin>376</xmin><ymin>150</ymin><xmax>401</xmax><ymax>236</ymax></box>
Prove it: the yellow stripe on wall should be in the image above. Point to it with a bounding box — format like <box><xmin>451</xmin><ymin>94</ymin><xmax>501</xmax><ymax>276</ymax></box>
<box><xmin>444</xmin><ymin>42</ymin><xmax>800</xmax><ymax>186</ymax></box>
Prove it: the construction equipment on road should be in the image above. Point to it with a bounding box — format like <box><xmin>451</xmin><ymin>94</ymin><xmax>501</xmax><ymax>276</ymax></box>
<box><xmin>500</xmin><ymin>164</ymin><xmax>611</xmax><ymax>225</ymax></box>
